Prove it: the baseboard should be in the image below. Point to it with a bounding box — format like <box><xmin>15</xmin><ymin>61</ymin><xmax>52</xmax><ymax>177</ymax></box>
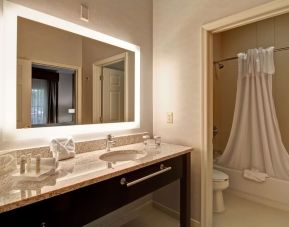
<box><xmin>84</xmin><ymin>195</ymin><xmax>152</xmax><ymax>227</ymax></box>
<box><xmin>228</xmin><ymin>188</ymin><xmax>289</xmax><ymax>212</ymax></box>
<box><xmin>152</xmin><ymin>201</ymin><xmax>201</xmax><ymax>227</ymax></box>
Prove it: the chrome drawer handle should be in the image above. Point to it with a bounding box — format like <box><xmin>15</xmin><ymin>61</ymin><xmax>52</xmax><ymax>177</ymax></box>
<box><xmin>120</xmin><ymin>164</ymin><xmax>172</xmax><ymax>187</ymax></box>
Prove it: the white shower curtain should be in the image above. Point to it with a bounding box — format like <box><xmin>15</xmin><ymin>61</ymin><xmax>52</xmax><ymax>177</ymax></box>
<box><xmin>217</xmin><ymin>47</ymin><xmax>289</xmax><ymax>180</ymax></box>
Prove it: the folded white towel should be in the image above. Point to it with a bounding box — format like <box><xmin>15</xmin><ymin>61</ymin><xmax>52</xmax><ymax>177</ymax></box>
<box><xmin>50</xmin><ymin>137</ymin><xmax>75</xmax><ymax>161</ymax></box>
<box><xmin>243</xmin><ymin>169</ymin><xmax>269</xmax><ymax>183</ymax></box>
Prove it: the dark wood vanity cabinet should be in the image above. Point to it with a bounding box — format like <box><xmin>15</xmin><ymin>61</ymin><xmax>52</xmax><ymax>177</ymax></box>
<box><xmin>0</xmin><ymin>153</ymin><xmax>191</xmax><ymax>227</ymax></box>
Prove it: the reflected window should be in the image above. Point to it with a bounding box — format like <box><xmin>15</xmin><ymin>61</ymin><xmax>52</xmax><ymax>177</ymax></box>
<box><xmin>31</xmin><ymin>64</ymin><xmax>75</xmax><ymax>127</ymax></box>
<box><xmin>31</xmin><ymin>79</ymin><xmax>48</xmax><ymax>125</ymax></box>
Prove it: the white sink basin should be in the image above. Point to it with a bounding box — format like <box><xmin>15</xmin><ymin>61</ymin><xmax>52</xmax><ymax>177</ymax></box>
<box><xmin>99</xmin><ymin>150</ymin><xmax>147</xmax><ymax>163</ymax></box>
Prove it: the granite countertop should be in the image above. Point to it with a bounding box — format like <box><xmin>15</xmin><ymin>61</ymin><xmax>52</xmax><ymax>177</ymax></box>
<box><xmin>0</xmin><ymin>143</ymin><xmax>192</xmax><ymax>214</ymax></box>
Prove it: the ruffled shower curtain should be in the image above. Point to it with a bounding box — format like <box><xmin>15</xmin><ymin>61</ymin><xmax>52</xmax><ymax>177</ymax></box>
<box><xmin>217</xmin><ymin>47</ymin><xmax>289</xmax><ymax>180</ymax></box>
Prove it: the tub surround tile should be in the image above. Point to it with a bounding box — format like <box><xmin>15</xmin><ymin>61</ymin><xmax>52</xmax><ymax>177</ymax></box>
<box><xmin>0</xmin><ymin>143</ymin><xmax>193</xmax><ymax>214</ymax></box>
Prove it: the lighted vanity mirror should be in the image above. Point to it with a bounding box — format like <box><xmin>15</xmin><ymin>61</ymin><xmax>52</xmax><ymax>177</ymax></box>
<box><xmin>17</xmin><ymin>17</ymin><xmax>135</xmax><ymax>129</ymax></box>
<box><xmin>2</xmin><ymin>0</ymin><xmax>140</xmax><ymax>141</ymax></box>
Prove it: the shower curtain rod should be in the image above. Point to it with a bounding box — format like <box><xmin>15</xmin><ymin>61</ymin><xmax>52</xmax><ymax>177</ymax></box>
<box><xmin>213</xmin><ymin>46</ymin><xmax>289</xmax><ymax>64</ymax></box>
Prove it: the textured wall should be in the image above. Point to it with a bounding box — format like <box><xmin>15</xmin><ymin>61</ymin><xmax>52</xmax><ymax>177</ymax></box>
<box><xmin>153</xmin><ymin>0</ymin><xmax>274</xmax><ymax>223</ymax></box>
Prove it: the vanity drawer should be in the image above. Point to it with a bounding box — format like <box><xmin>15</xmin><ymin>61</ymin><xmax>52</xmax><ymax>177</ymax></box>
<box><xmin>73</xmin><ymin>155</ymin><xmax>184</xmax><ymax>226</ymax></box>
<box><xmin>0</xmin><ymin>192</ymin><xmax>74</xmax><ymax>227</ymax></box>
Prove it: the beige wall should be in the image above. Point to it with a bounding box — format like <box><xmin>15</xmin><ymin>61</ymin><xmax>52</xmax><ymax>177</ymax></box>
<box><xmin>0</xmin><ymin>0</ymin><xmax>152</xmax><ymax>149</ymax></box>
<box><xmin>153</xmin><ymin>0</ymin><xmax>273</xmax><ymax>223</ymax></box>
<box><xmin>213</xmin><ymin>13</ymin><xmax>289</xmax><ymax>155</ymax></box>
<box><xmin>0</xmin><ymin>1</ymin><xmax>3</xmax><ymax>140</ymax></box>
<box><xmin>17</xmin><ymin>18</ymin><xmax>83</xmax><ymax>67</ymax></box>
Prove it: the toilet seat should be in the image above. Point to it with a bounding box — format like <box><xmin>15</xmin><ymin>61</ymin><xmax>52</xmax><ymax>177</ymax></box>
<box><xmin>213</xmin><ymin>169</ymin><xmax>229</xmax><ymax>181</ymax></box>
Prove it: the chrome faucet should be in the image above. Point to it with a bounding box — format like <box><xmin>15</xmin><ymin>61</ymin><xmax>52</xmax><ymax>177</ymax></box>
<box><xmin>106</xmin><ymin>134</ymin><xmax>116</xmax><ymax>152</ymax></box>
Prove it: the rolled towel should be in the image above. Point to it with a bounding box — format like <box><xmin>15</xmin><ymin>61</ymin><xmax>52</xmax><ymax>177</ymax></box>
<box><xmin>50</xmin><ymin>137</ymin><xmax>76</xmax><ymax>161</ymax></box>
<box><xmin>243</xmin><ymin>169</ymin><xmax>269</xmax><ymax>183</ymax></box>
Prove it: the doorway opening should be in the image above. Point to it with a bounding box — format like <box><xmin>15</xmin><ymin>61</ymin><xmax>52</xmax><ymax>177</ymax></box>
<box><xmin>92</xmin><ymin>52</ymin><xmax>134</xmax><ymax>124</ymax></box>
<box><xmin>201</xmin><ymin>2</ymin><xmax>289</xmax><ymax>227</ymax></box>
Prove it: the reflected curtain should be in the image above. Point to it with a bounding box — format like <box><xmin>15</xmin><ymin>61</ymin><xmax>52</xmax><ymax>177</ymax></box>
<box><xmin>31</xmin><ymin>79</ymin><xmax>48</xmax><ymax>125</ymax></box>
<box><xmin>47</xmin><ymin>80</ymin><xmax>59</xmax><ymax>124</ymax></box>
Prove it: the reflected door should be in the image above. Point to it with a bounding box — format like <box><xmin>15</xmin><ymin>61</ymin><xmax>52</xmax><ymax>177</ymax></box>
<box><xmin>17</xmin><ymin>59</ymin><xmax>32</xmax><ymax>128</ymax></box>
<box><xmin>102</xmin><ymin>67</ymin><xmax>124</xmax><ymax>123</ymax></box>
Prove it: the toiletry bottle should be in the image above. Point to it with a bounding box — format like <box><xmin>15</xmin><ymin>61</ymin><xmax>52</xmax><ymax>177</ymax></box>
<box><xmin>36</xmin><ymin>155</ymin><xmax>41</xmax><ymax>174</ymax></box>
<box><xmin>154</xmin><ymin>136</ymin><xmax>162</xmax><ymax>146</ymax></box>
<box><xmin>20</xmin><ymin>155</ymin><xmax>26</xmax><ymax>174</ymax></box>
<box><xmin>26</xmin><ymin>154</ymin><xmax>32</xmax><ymax>173</ymax></box>
<box><xmin>143</xmin><ymin>135</ymin><xmax>150</xmax><ymax>151</ymax></box>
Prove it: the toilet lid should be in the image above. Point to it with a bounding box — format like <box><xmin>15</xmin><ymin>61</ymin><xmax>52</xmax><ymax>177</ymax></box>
<box><xmin>213</xmin><ymin>169</ymin><xmax>229</xmax><ymax>181</ymax></box>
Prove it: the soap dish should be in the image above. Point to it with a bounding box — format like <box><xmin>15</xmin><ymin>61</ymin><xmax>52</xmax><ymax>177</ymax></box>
<box><xmin>13</xmin><ymin>165</ymin><xmax>57</xmax><ymax>182</ymax></box>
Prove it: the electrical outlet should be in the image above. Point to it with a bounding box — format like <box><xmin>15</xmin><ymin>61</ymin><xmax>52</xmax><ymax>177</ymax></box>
<box><xmin>167</xmin><ymin>112</ymin><xmax>173</xmax><ymax>124</ymax></box>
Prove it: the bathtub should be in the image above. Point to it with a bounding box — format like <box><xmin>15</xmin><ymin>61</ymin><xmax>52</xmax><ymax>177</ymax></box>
<box><xmin>214</xmin><ymin>164</ymin><xmax>289</xmax><ymax>212</ymax></box>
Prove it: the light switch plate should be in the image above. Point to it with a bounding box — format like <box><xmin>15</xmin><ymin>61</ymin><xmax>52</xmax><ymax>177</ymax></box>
<box><xmin>167</xmin><ymin>112</ymin><xmax>173</xmax><ymax>124</ymax></box>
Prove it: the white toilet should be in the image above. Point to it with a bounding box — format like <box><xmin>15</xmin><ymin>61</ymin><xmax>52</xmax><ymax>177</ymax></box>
<box><xmin>213</xmin><ymin>169</ymin><xmax>229</xmax><ymax>213</ymax></box>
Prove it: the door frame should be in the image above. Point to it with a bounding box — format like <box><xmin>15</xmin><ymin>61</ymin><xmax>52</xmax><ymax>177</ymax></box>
<box><xmin>201</xmin><ymin>1</ymin><xmax>289</xmax><ymax>226</ymax></box>
<box><xmin>92</xmin><ymin>52</ymin><xmax>129</xmax><ymax>123</ymax></box>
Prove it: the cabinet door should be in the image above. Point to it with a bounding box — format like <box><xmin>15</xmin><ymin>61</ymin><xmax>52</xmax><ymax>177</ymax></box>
<box><xmin>72</xmin><ymin>156</ymin><xmax>183</xmax><ymax>226</ymax></box>
<box><xmin>0</xmin><ymin>193</ymin><xmax>74</xmax><ymax>227</ymax></box>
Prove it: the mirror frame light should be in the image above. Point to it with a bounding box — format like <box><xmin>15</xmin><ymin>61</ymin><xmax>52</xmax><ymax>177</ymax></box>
<box><xmin>2</xmin><ymin>0</ymin><xmax>140</xmax><ymax>141</ymax></box>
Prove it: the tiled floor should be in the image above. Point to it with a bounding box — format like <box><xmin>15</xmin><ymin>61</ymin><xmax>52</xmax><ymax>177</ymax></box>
<box><xmin>121</xmin><ymin>204</ymin><xmax>179</xmax><ymax>227</ymax></box>
<box><xmin>123</xmin><ymin>192</ymin><xmax>289</xmax><ymax>227</ymax></box>
<box><xmin>213</xmin><ymin>191</ymin><xmax>289</xmax><ymax>227</ymax></box>
<box><xmin>85</xmin><ymin>200</ymin><xmax>180</xmax><ymax>227</ymax></box>
<box><xmin>87</xmin><ymin>191</ymin><xmax>289</xmax><ymax>227</ymax></box>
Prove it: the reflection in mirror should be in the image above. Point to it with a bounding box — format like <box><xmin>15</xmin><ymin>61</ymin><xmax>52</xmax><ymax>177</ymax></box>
<box><xmin>17</xmin><ymin>17</ymin><xmax>135</xmax><ymax>129</ymax></box>
<box><xmin>31</xmin><ymin>64</ymin><xmax>76</xmax><ymax>127</ymax></box>
<box><xmin>102</xmin><ymin>61</ymin><xmax>125</xmax><ymax>123</ymax></box>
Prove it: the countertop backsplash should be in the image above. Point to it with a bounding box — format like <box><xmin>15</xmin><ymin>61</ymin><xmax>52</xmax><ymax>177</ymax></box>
<box><xmin>2</xmin><ymin>132</ymin><xmax>149</xmax><ymax>164</ymax></box>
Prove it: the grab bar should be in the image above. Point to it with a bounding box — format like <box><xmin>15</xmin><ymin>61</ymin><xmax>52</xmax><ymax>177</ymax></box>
<box><xmin>120</xmin><ymin>164</ymin><xmax>172</xmax><ymax>187</ymax></box>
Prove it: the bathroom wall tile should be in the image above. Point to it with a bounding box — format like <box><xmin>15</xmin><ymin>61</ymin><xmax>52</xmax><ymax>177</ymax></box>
<box><xmin>256</xmin><ymin>18</ymin><xmax>275</xmax><ymax>48</ymax></box>
<box><xmin>275</xmin><ymin>13</ymin><xmax>289</xmax><ymax>49</ymax></box>
<box><xmin>220</xmin><ymin>23</ymin><xmax>257</xmax><ymax>59</ymax></box>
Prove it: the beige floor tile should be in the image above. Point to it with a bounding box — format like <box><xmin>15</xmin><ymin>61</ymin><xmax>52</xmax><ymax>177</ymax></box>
<box><xmin>213</xmin><ymin>191</ymin><xmax>289</xmax><ymax>227</ymax></box>
<box><xmin>121</xmin><ymin>205</ymin><xmax>179</xmax><ymax>227</ymax></box>
<box><xmin>88</xmin><ymin>191</ymin><xmax>289</xmax><ymax>227</ymax></box>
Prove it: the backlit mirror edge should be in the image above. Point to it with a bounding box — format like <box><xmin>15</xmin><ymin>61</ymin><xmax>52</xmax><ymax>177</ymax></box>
<box><xmin>1</xmin><ymin>0</ymin><xmax>141</xmax><ymax>142</ymax></box>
